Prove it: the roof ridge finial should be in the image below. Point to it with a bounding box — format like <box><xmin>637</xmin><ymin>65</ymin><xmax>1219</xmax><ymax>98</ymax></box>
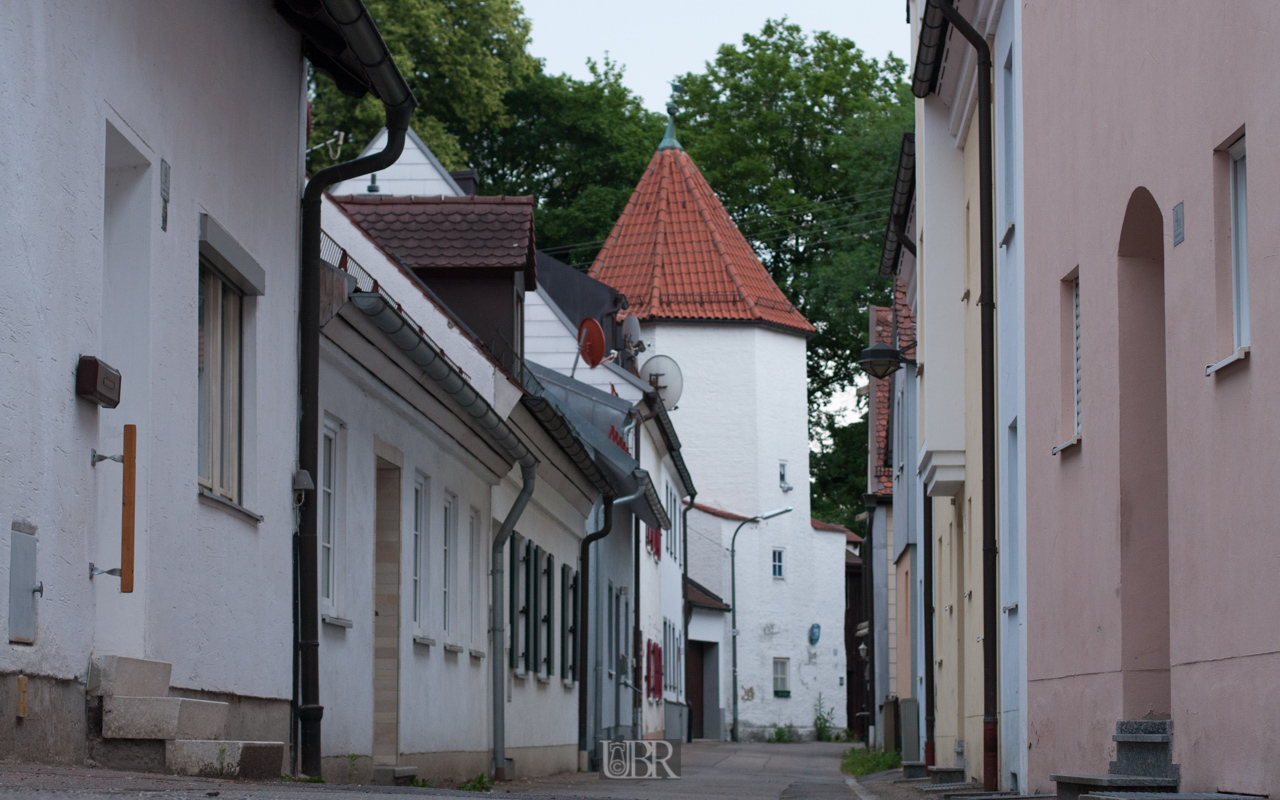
<box><xmin>658</xmin><ymin>81</ymin><xmax>686</xmax><ymax>151</ymax></box>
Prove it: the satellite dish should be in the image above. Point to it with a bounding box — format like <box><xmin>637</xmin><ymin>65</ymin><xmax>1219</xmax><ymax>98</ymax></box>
<box><xmin>621</xmin><ymin>314</ymin><xmax>642</xmax><ymax>349</ymax></box>
<box><xmin>577</xmin><ymin>318</ymin><xmax>606</xmax><ymax>368</ymax></box>
<box><xmin>640</xmin><ymin>355</ymin><xmax>683</xmax><ymax>409</ymax></box>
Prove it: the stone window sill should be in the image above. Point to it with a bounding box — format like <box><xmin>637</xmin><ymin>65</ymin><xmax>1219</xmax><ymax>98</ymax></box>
<box><xmin>413</xmin><ymin>635</ymin><xmax>435</xmax><ymax>647</ymax></box>
<box><xmin>444</xmin><ymin>643</ymin><xmax>464</xmax><ymax>653</ymax></box>
<box><xmin>469</xmin><ymin>648</ymin><xmax>486</xmax><ymax>660</ymax></box>
<box><xmin>198</xmin><ymin>488</ymin><xmax>263</xmax><ymax>524</ymax></box>
<box><xmin>322</xmin><ymin>614</ymin><xmax>353</xmax><ymax>628</ymax></box>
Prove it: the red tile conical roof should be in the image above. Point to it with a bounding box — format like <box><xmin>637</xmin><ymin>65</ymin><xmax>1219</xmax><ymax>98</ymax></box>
<box><xmin>588</xmin><ymin>146</ymin><xmax>814</xmax><ymax>334</ymax></box>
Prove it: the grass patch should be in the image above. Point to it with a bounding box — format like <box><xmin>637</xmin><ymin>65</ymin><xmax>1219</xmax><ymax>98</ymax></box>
<box><xmin>840</xmin><ymin>747</ymin><xmax>902</xmax><ymax>776</ymax></box>
<box><xmin>457</xmin><ymin>772</ymin><xmax>493</xmax><ymax>792</ymax></box>
<box><xmin>766</xmin><ymin>723</ymin><xmax>799</xmax><ymax>743</ymax></box>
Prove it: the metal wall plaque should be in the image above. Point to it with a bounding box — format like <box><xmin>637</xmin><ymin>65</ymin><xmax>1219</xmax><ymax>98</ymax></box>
<box><xmin>1173</xmin><ymin>201</ymin><xmax>1184</xmax><ymax>245</ymax></box>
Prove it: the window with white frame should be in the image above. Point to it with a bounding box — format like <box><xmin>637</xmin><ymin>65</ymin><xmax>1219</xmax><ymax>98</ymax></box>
<box><xmin>1230</xmin><ymin>136</ymin><xmax>1249</xmax><ymax>349</ymax></box>
<box><xmin>772</xmin><ymin>548</ymin><xmax>785</xmax><ymax>579</ymax></box>
<box><xmin>773</xmin><ymin>657</ymin><xmax>790</xmax><ymax>696</ymax></box>
<box><xmin>442</xmin><ymin>493</ymin><xmax>457</xmax><ymax>633</ymax></box>
<box><xmin>198</xmin><ymin>262</ymin><xmax>242</xmax><ymax>502</ymax></box>
<box><xmin>320</xmin><ymin>422</ymin><xmax>338</xmax><ymax>608</ymax></box>
<box><xmin>412</xmin><ymin>476</ymin><xmax>428</xmax><ymax>627</ymax></box>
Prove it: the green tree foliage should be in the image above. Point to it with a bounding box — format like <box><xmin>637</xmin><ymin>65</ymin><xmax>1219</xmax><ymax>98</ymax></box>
<box><xmin>675</xmin><ymin>20</ymin><xmax>911</xmax><ymax>421</ymax></box>
<box><xmin>307</xmin><ymin>0</ymin><xmax>537</xmax><ymax>173</ymax></box>
<box><xmin>454</xmin><ymin>59</ymin><xmax>665</xmax><ymax>266</ymax></box>
<box><xmin>673</xmin><ymin>20</ymin><xmax>912</xmax><ymax>528</ymax></box>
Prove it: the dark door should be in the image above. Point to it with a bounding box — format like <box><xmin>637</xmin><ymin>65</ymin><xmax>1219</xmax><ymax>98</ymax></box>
<box><xmin>687</xmin><ymin>641</ymin><xmax>705</xmax><ymax>738</ymax></box>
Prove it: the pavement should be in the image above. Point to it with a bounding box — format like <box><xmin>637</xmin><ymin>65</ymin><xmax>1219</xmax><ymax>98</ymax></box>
<box><xmin>0</xmin><ymin>742</ymin><xmax>862</xmax><ymax>800</ymax></box>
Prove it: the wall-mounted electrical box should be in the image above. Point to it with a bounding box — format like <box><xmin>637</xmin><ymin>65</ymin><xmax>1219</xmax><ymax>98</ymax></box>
<box><xmin>76</xmin><ymin>356</ymin><xmax>122</xmax><ymax>408</ymax></box>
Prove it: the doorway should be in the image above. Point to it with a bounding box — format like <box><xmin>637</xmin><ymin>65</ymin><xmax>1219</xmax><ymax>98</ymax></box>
<box><xmin>1116</xmin><ymin>187</ymin><xmax>1171</xmax><ymax>719</ymax></box>
<box><xmin>373</xmin><ymin>457</ymin><xmax>402</xmax><ymax>767</ymax></box>
<box><xmin>687</xmin><ymin>642</ymin><xmax>704</xmax><ymax>738</ymax></box>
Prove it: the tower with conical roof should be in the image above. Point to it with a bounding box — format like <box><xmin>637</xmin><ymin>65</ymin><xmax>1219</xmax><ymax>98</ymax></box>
<box><xmin>590</xmin><ymin>112</ymin><xmax>845</xmax><ymax>741</ymax></box>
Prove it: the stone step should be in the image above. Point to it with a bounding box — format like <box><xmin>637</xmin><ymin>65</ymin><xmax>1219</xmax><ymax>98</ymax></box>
<box><xmin>1051</xmin><ymin>773</ymin><xmax>1178</xmax><ymax>800</ymax></box>
<box><xmin>1114</xmin><ymin>734</ymin><xmax>1172</xmax><ymax>743</ymax></box>
<box><xmin>165</xmin><ymin>740</ymin><xmax>284</xmax><ymax>780</ymax></box>
<box><xmin>89</xmin><ymin>655</ymin><xmax>172</xmax><ymax>698</ymax></box>
<box><xmin>371</xmin><ymin>765</ymin><xmax>419</xmax><ymax>786</ymax></box>
<box><xmin>1083</xmin><ymin>794</ymin><xmax>1260</xmax><ymax>800</ymax></box>
<box><xmin>103</xmin><ymin>696</ymin><xmax>228</xmax><ymax>741</ymax></box>
<box><xmin>902</xmin><ymin>761</ymin><xmax>928</xmax><ymax>780</ymax></box>
<box><xmin>930</xmin><ymin>766</ymin><xmax>968</xmax><ymax>784</ymax></box>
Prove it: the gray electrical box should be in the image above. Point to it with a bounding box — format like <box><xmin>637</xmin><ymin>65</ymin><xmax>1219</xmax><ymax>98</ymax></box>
<box><xmin>9</xmin><ymin>521</ymin><xmax>38</xmax><ymax>644</ymax></box>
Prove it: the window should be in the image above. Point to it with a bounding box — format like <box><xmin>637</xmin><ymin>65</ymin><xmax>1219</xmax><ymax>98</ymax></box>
<box><xmin>772</xmin><ymin>548</ymin><xmax>785</xmax><ymax>579</ymax></box>
<box><xmin>1230</xmin><ymin>136</ymin><xmax>1249</xmax><ymax>348</ymax></box>
<box><xmin>773</xmin><ymin>658</ymin><xmax>790</xmax><ymax>697</ymax></box>
<box><xmin>442</xmin><ymin>493</ymin><xmax>457</xmax><ymax>633</ymax></box>
<box><xmin>320</xmin><ymin>423</ymin><xmax>337</xmax><ymax>607</ymax></box>
<box><xmin>198</xmin><ymin>263</ymin><xmax>242</xmax><ymax>502</ymax></box>
<box><xmin>412</xmin><ymin>477</ymin><xmax>427</xmax><ymax>626</ymax></box>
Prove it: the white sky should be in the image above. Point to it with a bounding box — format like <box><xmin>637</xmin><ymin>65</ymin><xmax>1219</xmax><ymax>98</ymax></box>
<box><xmin>519</xmin><ymin>0</ymin><xmax>912</xmax><ymax>113</ymax></box>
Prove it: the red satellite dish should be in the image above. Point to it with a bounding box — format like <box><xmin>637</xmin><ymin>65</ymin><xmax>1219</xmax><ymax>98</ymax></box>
<box><xmin>577</xmin><ymin>318</ymin><xmax>607</xmax><ymax>368</ymax></box>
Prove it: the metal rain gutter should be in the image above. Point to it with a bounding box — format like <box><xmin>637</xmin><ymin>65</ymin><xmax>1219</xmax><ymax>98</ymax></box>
<box><xmin>294</xmin><ymin>0</ymin><xmax>417</xmax><ymax>777</ymax></box>
<box><xmin>880</xmin><ymin>133</ymin><xmax>917</xmax><ymax>278</ymax></box>
<box><xmin>912</xmin><ymin>0</ymin><xmax>949</xmax><ymax>98</ymax></box>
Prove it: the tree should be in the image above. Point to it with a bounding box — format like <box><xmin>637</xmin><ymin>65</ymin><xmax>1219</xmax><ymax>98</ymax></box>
<box><xmin>307</xmin><ymin>0</ymin><xmax>537</xmax><ymax>172</ymax></box>
<box><xmin>454</xmin><ymin>58</ymin><xmax>666</xmax><ymax>265</ymax></box>
<box><xmin>673</xmin><ymin>20</ymin><xmax>913</xmax><ymax>528</ymax></box>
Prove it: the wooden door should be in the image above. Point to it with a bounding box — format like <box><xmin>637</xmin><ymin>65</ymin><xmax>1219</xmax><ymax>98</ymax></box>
<box><xmin>687</xmin><ymin>641</ymin><xmax>705</xmax><ymax>739</ymax></box>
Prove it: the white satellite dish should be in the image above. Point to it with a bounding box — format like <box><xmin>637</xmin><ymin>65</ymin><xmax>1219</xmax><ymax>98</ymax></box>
<box><xmin>621</xmin><ymin>314</ymin><xmax>642</xmax><ymax>349</ymax></box>
<box><xmin>640</xmin><ymin>355</ymin><xmax>683</xmax><ymax>410</ymax></box>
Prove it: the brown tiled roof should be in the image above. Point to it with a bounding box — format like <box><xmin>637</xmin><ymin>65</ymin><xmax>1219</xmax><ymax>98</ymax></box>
<box><xmin>588</xmin><ymin>148</ymin><xmax>814</xmax><ymax>334</ymax></box>
<box><xmin>684</xmin><ymin>576</ymin><xmax>730</xmax><ymax>612</ymax></box>
<box><xmin>811</xmin><ymin>517</ymin><xmax>861</xmax><ymax>544</ymax></box>
<box><xmin>335</xmin><ymin>195</ymin><xmax>537</xmax><ymax>290</ymax></box>
<box><xmin>871</xmin><ymin>305</ymin><xmax>894</xmax><ymax>496</ymax></box>
<box><xmin>685</xmin><ymin>500</ymin><xmax>752</xmax><ymax>522</ymax></box>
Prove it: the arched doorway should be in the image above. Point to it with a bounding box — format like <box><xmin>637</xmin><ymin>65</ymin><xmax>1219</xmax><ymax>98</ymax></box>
<box><xmin>1116</xmin><ymin>187</ymin><xmax>1171</xmax><ymax>719</ymax></box>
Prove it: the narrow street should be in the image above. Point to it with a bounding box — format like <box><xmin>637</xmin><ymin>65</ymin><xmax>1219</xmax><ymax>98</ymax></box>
<box><xmin>0</xmin><ymin>743</ymin><xmax>856</xmax><ymax>800</ymax></box>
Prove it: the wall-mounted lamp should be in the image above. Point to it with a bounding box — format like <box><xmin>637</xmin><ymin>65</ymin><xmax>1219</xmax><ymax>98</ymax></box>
<box><xmin>856</xmin><ymin>342</ymin><xmax>916</xmax><ymax>380</ymax></box>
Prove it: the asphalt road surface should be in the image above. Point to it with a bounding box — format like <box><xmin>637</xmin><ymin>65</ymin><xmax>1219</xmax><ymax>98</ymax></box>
<box><xmin>0</xmin><ymin>741</ymin><xmax>856</xmax><ymax>800</ymax></box>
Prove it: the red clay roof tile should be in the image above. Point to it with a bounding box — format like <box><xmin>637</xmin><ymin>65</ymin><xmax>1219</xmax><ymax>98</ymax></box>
<box><xmin>588</xmin><ymin>148</ymin><xmax>813</xmax><ymax>334</ymax></box>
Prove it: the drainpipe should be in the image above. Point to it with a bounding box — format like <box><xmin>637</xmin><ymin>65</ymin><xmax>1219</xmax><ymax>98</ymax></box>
<box><xmin>929</xmin><ymin>0</ymin><xmax>998</xmax><ymax>789</ymax></box>
<box><xmin>861</xmin><ymin>497</ymin><xmax>876</xmax><ymax>746</ymax></box>
<box><xmin>631</xmin><ymin>424</ymin><xmax>643</xmax><ymax>740</ymax></box>
<box><xmin>492</xmin><ymin>462</ymin><xmax>538</xmax><ymax>782</ymax></box>
<box><xmin>295</xmin><ymin>0</ymin><xmax>416</xmax><ymax>778</ymax></box>
<box><xmin>577</xmin><ymin>495</ymin><xmax>614</xmax><ymax>766</ymax></box>
<box><xmin>923</xmin><ymin>496</ymin><xmax>936</xmax><ymax>766</ymax></box>
<box><xmin>680</xmin><ymin>490</ymin><xmax>696</xmax><ymax>742</ymax></box>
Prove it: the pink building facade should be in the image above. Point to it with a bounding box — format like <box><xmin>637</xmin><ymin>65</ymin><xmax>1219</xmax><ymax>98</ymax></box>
<box><xmin>1023</xmin><ymin>3</ymin><xmax>1280</xmax><ymax>794</ymax></box>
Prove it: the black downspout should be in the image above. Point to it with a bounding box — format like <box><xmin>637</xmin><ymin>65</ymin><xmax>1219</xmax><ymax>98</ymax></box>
<box><xmin>680</xmin><ymin>490</ymin><xmax>695</xmax><ymax>743</ymax></box>
<box><xmin>578</xmin><ymin>497</ymin><xmax>615</xmax><ymax>762</ymax></box>
<box><xmin>297</xmin><ymin>98</ymin><xmax>415</xmax><ymax>780</ymax></box>
<box><xmin>932</xmin><ymin>0</ymin><xmax>998</xmax><ymax>789</ymax></box>
<box><xmin>631</xmin><ymin>421</ymin><xmax>642</xmax><ymax>739</ymax></box>
<box><xmin>861</xmin><ymin>509</ymin><xmax>875</xmax><ymax>744</ymax></box>
<box><xmin>923</xmin><ymin>495</ymin><xmax>935</xmax><ymax>766</ymax></box>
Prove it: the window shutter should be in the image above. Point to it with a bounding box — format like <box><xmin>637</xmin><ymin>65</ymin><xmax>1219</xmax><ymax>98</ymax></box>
<box><xmin>531</xmin><ymin>544</ymin><xmax>542</xmax><ymax>673</ymax></box>
<box><xmin>571</xmin><ymin>569</ymin><xmax>580</xmax><ymax>681</ymax></box>
<box><xmin>1072</xmin><ymin>276</ymin><xmax>1081</xmax><ymax>434</ymax></box>
<box><xmin>509</xmin><ymin>533</ymin><xmax>520</xmax><ymax>669</ymax></box>
<box><xmin>545</xmin><ymin>552</ymin><xmax>555</xmax><ymax>675</ymax></box>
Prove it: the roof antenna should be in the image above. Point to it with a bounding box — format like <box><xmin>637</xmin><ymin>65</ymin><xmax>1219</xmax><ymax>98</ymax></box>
<box><xmin>367</xmin><ymin>173</ymin><xmax>380</xmax><ymax>194</ymax></box>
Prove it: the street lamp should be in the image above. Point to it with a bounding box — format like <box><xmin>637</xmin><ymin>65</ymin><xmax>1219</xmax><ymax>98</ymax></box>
<box><xmin>730</xmin><ymin>506</ymin><xmax>793</xmax><ymax>742</ymax></box>
<box><xmin>856</xmin><ymin>341</ymin><xmax>915</xmax><ymax>380</ymax></box>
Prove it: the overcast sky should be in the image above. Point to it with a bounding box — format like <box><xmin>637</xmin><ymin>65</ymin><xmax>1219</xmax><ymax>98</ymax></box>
<box><xmin>518</xmin><ymin>0</ymin><xmax>912</xmax><ymax>113</ymax></box>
